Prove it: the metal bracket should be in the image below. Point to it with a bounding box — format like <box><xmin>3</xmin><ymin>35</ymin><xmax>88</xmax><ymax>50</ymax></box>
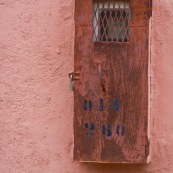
<box><xmin>68</xmin><ymin>71</ymin><xmax>80</xmax><ymax>91</ymax></box>
<box><xmin>68</xmin><ymin>71</ymin><xmax>80</xmax><ymax>80</ymax></box>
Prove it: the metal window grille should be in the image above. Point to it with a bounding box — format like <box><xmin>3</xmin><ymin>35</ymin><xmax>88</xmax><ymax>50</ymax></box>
<box><xmin>93</xmin><ymin>1</ymin><xmax>130</xmax><ymax>42</ymax></box>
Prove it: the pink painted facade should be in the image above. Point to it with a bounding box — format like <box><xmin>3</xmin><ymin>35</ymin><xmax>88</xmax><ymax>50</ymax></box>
<box><xmin>0</xmin><ymin>0</ymin><xmax>173</xmax><ymax>172</ymax></box>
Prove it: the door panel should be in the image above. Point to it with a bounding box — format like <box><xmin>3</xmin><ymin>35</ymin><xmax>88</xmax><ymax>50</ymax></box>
<box><xmin>74</xmin><ymin>0</ymin><xmax>151</xmax><ymax>163</ymax></box>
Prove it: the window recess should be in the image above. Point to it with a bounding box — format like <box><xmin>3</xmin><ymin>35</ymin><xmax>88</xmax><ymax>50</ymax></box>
<box><xmin>93</xmin><ymin>1</ymin><xmax>130</xmax><ymax>42</ymax></box>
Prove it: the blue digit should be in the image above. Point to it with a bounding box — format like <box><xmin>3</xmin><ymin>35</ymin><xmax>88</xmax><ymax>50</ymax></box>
<box><xmin>89</xmin><ymin>100</ymin><xmax>92</xmax><ymax>111</ymax></box>
<box><xmin>85</xmin><ymin>122</ymin><xmax>95</xmax><ymax>136</ymax></box>
<box><xmin>100</xmin><ymin>98</ymin><xmax>104</xmax><ymax>111</ymax></box>
<box><xmin>116</xmin><ymin>125</ymin><xmax>120</xmax><ymax>136</ymax></box>
<box><xmin>110</xmin><ymin>98</ymin><xmax>121</xmax><ymax>111</ymax></box>
<box><xmin>83</xmin><ymin>100</ymin><xmax>87</xmax><ymax>111</ymax></box>
<box><xmin>102</xmin><ymin>125</ymin><xmax>106</xmax><ymax>135</ymax></box>
<box><xmin>102</xmin><ymin>124</ymin><xmax>112</xmax><ymax>137</ymax></box>
<box><xmin>116</xmin><ymin>125</ymin><xmax>125</xmax><ymax>136</ymax></box>
<box><xmin>90</xmin><ymin>123</ymin><xmax>95</xmax><ymax>130</ymax></box>
<box><xmin>85</xmin><ymin>123</ymin><xmax>89</xmax><ymax>128</ymax></box>
<box><xmin>115</xmin><ymin>98</ymin><xmax>120</xmax><ymax>111</ymax></box>
<box><xmin>107</xmin><ymin>124</ymin><xmax>112</xmax><ymax>137</ymax></box>
<box><xmin>122</xmin><ymin>126</ymin><xmax>125</xmax><ymax>136</ymax></box>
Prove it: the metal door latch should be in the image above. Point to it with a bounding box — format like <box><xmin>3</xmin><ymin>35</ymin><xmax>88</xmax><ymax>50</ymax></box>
<box><xmin>68</xmin><ymin>71</ymin><xmax>80</xmax><ymax>91</ymax></box>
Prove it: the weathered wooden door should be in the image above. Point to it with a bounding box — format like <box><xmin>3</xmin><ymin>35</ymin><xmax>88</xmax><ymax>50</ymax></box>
<box><xmin>74</xmin><ymin>0</ymin><xmax>152</xmax><ymax>163</ymax></box>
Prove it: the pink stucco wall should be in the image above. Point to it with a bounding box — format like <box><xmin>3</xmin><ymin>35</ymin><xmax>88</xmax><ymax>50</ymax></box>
<box><xmin>0</xmin><ymin>0</ymin><xmax>173</xmax><ymax>172</ymax></box>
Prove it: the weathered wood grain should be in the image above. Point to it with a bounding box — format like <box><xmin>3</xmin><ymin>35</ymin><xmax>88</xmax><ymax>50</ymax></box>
<box><xmin>74</xmin><ymin>0</ymin><xmax>151</xmax><ymax>163</ymax></box>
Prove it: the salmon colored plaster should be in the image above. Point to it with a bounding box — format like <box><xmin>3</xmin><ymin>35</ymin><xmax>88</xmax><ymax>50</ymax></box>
<box><xmin>0</xmin><ymin>0</ymin><xmax>173</xmax><ymax>172</ymax></box>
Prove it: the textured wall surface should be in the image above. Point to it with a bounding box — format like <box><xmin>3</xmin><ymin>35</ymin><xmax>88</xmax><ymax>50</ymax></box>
<box><xmin>0</xmin><ymin>0</ymin><xmax>173</xmax><ymax>172</ymax></box>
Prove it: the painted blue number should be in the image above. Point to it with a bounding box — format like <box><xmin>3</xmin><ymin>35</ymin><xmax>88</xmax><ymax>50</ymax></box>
<box><xmin>83</xmin><ymin>100</ymin><xmax>92</xmax><ymax>111</ymax></box>
<box><xmin>99</xmin><ymin>98</ymin><xmax>104</xmax><ymax>111</ymax></box>
<box><xmin>83</xmin><ymin>100</ymin><xmax>87</xmax><ymax>111</ymax></box>
<box><xmin>116</xmin><ymin>125</ymin><xmax>125</xmax><ymax>136</ymax></box>
<box><xmin>85</xmin><ymin>123</ymin><xmax>95</xmax><ymax>136</ymax></box>
<box><xmin>102</xmin><ymin>124</ymin><xmax>112</xmax><ymax>137</ymax></box>
<box><xmin>110</xmin><ymin>98</ymin><xmax>121</xmax><ymax>111</ymax></box>
<box><xmin>89</xmin><ymin>100</ymin><xmax>92</xmax><ymax>111</ymax></box>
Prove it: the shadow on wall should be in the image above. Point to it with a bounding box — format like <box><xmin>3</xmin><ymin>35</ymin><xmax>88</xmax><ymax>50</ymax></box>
<box><xmin>80</xmin><ymin>162</ymin><xmax>148</xmax><ymax>172</ymax></box>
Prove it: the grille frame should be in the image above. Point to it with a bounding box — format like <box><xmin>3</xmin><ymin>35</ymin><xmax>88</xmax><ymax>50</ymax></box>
<box><xmin>92</xmin><ymin>1</ymin><xmax>131</xmax><ymax>43</ymax></box>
